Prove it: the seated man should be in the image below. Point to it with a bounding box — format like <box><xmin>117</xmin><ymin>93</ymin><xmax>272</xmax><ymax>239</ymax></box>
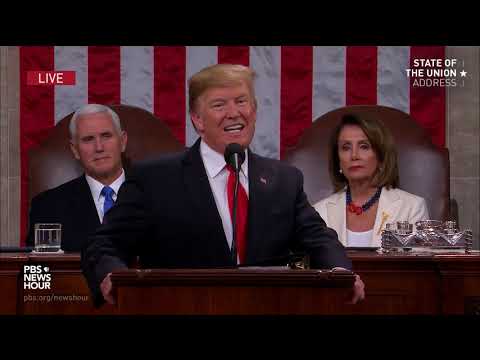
<box><xmin>82</xmin><ymin>64</ymin><xmax>365</xmax><ymax>306</ymax></box>
<box><xmin>26</xmin><ymin>104</ymin><xmax>128</xmax><ymax>252</ymax></box>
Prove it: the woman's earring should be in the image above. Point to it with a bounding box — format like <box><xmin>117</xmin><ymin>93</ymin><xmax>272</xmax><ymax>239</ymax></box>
<box><xmin>339</xmin><ymin>168</ymin><xmax>343</xmax><ymax>174</ymax></box>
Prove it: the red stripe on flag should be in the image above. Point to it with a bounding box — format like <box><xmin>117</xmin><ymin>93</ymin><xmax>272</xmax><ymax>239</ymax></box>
<box><xmin>154</xmin><ymin>46</ymin><xmax>186</xmax><ymax>144</ymax></box>
<box><xmin>346</xmin><ymin>46</ymin><xmax>377</xmax><ymax>105</ymax></box>
<box><xmin>218</xmin><ymin>46</ymin><xmax>250</xmax><ymax>66</ymax></box>
<box><xmin>280</xmin><ymin>46</ymin><xmax>313</xmax><ymax>159</ymax></box>
<box><xmin>410</xmin><ymin>46</ymin><xmax>446</xmax><ymax>148</ymax></box>
<box><xmin>20</xmin><ymin>46</ymin><xmax>55</xmax><ymax>245</ymax></box>
<box><xmin>88</xmin><ymin>46</ymin><xmax>120</xmax><ymax>104</ymax></box>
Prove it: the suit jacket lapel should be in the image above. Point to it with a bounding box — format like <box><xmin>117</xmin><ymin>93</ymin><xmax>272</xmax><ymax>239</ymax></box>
<box><xmin>325</xmin><ymin>191</ymin><xmax>347</xmax><ymax>246</ymax></box>
<box><xmin>372</xmin><ymin>188</ymin><xmax>402</xmax><ymax>246</ymax></box>
<box><xmin>246</xmin><ymin>152</ymin><xmax>275</xmax><ymax>263</ymax></box>
<box><xmin>76</xmin><ymin>176</ymin><xmax>101</xmax><ymax>228</ymax></box>
<box><xmin>182</xmin><ymin>139</ymin><xmax>229</xmax><ymax>251</ymax></box>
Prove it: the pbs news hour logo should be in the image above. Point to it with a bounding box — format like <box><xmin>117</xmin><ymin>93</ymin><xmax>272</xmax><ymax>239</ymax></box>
<box><xmin>24</xmin><ymin>265</ymin><xmax>51</xmax><ymax>289</ymax></box>
<box><xmin>406</xmin><ymin>58</ymin><xmax>468</xmax><ymax>88</ymax></box>
<box><xmin>23</xmin><ymin>265</ymin><xmax>89</xmax><ymax>303</ymax></box>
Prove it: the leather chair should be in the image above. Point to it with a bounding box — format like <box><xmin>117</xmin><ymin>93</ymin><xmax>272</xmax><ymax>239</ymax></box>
<box><xmin>283</xmin><ymin>105</ymin><xmax>451</xmax><ymax>221</ymax></box>
<box><xmin>28</xmin><ymin>104</ymin><xmax>185</xmax><ymax>203</ymax></box>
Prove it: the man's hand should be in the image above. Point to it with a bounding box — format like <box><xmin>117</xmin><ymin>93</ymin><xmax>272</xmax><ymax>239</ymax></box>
<box><xmin>331</xmin><ymin>267</ymin><xmax>365</xmax><ymax>304</ymax></box>
<box><xmin>100</xmin><ymin>273</ymin><xmax>115</xmax><ymax>305</ymax></box>
<box><xmin>348</xmin><ymin>274</ymin><xmax>365</xmax><ymax>304</ymax></box>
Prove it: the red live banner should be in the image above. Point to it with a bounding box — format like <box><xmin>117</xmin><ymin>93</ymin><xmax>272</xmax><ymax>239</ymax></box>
<box><xmin>27</xmin><ymin>71</ymin><xmax>76</xmax><ymax>85</ymax></box>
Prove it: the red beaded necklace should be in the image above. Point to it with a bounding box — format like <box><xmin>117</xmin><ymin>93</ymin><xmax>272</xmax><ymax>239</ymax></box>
<box><xmin>346</xmin><ymin>186</ymin><xmax>382</xmax><ymax>215</ymax></box>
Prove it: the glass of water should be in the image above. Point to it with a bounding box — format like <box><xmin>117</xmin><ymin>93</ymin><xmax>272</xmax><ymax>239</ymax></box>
<box><xmin>34</xmin><ymin>223</ymin><xmax>62</xmax><ymax>253</ymax></box>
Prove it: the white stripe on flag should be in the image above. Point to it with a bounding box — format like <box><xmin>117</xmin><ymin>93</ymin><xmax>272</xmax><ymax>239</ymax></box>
<box><xmin>312</xmin><ymin>46</ymin><xmax>346</xmax><ymax>120</ymax></box>
<box><xmin>121</xmin><ymin>46</ymin><xmax>154</xmax><ymax>113</ymax></box>
<box><xmin>250</xmin><ymin>46</ymin><xmax>281</xmax><ymax>159</ymax></box>
<box><xmin>377</xmin><ymin>46</ymin><xmax>410</xmax><ymax>114</ymax></box>
<box><xmin>185</xmin><ymin>46</ymin><xmax>218</xmax><ymax>147</ymax></box>
<box><xmin>54</xmin><ymin>46</ymin><xmax>88</xmax><ymax>123</ymax></box>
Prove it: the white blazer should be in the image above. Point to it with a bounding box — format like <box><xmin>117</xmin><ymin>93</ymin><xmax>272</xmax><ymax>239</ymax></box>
<box><xmin>313</xmin><ymin>188</ymin><xmax>430</xmax><ymax>247</ymax></box>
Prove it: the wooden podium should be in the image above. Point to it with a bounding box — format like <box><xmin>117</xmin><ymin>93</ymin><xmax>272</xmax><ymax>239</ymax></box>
<box><xmin>2</xmin><ymin>252</ymin><xmax>479</xmax><ymax>315</ymax></box>
<box><xmin>110</xmin><ymin>268</ymin><xmax>355</xmax><ymax>315</ymax></box>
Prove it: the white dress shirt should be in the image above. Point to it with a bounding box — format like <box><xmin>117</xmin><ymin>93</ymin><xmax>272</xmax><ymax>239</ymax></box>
<box><xmin>85</xmin><ymin>169</ymin><xmax>126</xmax><ymax>223</ymax></box>
<box><xmin>200</xmin><ymin>140</ymin><xmax>249</xmax><ymax>251</ymax></box>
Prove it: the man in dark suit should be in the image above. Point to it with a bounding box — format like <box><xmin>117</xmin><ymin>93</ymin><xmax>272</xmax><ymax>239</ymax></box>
<box><xmin>26</xmin><ymin>104</ymin><xmax>128</xmax><ymax>252</ymax></box>
<box><xmin>82</xmin><ymin>64</ymin><xmax>365</xmax><ymax>305</ymax></box>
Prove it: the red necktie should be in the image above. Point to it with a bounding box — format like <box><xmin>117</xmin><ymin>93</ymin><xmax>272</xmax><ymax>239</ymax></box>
<box><xmin>226</xmin><ymin>165</ymin><xmax>248</xmax><ymax>264</ymax></box>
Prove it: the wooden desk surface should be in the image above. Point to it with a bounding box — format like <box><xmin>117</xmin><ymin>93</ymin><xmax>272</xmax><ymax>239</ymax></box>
<box><xmin>1</xmin><ymin>251</ymin><xmax>479</xmax><ymax>315</ymax></box>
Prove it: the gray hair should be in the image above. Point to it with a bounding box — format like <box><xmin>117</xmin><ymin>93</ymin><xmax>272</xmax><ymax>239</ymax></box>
<box><xmin>69</xmin><ymin>104</ymin><xmax>123</xmax><ymax>141</ymax></box>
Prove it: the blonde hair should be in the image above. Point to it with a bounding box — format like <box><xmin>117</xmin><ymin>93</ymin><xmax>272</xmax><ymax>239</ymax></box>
<box><xmin>188</xmin><ymin>64</ymin><xmax>257</xmax><ymax>112</ymax></box>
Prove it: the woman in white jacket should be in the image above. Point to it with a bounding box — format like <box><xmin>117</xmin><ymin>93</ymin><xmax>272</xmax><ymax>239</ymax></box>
<box><xmin>313</xmin><ymin>114</ymin><xmax>429</xmax><ymax>248</ymax></box>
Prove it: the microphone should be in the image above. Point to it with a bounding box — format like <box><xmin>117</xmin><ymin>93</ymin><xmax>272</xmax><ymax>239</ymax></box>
<box><xmin>224</xmin><ymin>143</ymin><xmax>245</xmax><ymax>172</ymax></box>
<box><xmin>224</xmin><ymin>143</ymin><xmax>246</xmax><ymax>265</ymax></box>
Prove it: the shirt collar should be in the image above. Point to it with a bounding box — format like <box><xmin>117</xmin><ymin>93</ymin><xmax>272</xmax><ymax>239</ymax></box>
<box><xmin>85</xmin><ymin>169</ymin><xmax>126</xmax><ymax>201</ymax></box>
<box><xmin>200</xmin><ymin>140</ymin><xmax>249</xmax><ymax>179</ymax></box>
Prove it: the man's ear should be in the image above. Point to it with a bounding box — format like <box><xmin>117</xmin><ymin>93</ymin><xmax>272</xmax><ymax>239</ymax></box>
<box><xmin>190</xmin><ymin>111</ymin><xmax>205</xmax><ymax>133</ymax></box>
<box><xmin>120</xmin><ymin>131</ymin><xmax>128</xmax><ymax>152</ymax></box>
<box><xmin>70</xmin><ymin>141</ymin><xmax>80</xmax><ymax>160</ymax></box>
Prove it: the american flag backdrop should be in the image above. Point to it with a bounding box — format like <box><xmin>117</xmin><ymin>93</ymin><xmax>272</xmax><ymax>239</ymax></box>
<box><xmin>19</xmin><ymin>46</ymin><xmax>446</xmax><ymax>243</ymax></box>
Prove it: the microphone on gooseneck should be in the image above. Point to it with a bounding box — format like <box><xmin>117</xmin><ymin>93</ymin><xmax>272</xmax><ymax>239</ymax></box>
<box><xmin>224</xmin><ymin>143</ymin><xmax>246</xmax><ymax>264</ymax></box>
<box><xmin>224</xmin><ymin>143</ymin><xmax>245</xmax><ymax>172</ymax></box>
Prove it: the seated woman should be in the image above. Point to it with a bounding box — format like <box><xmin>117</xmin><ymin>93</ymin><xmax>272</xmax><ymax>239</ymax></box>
<box><xmin>313</xmin><ymin>113</ymin><xmax>429</xmax><ymax>248</ymax></box>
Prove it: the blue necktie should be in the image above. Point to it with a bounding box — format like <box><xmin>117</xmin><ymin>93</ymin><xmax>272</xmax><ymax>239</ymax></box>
<box><xmin>101</xmin><ymin>186</ymin><xmax>115</xmax><ymax>219</ymax></box>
